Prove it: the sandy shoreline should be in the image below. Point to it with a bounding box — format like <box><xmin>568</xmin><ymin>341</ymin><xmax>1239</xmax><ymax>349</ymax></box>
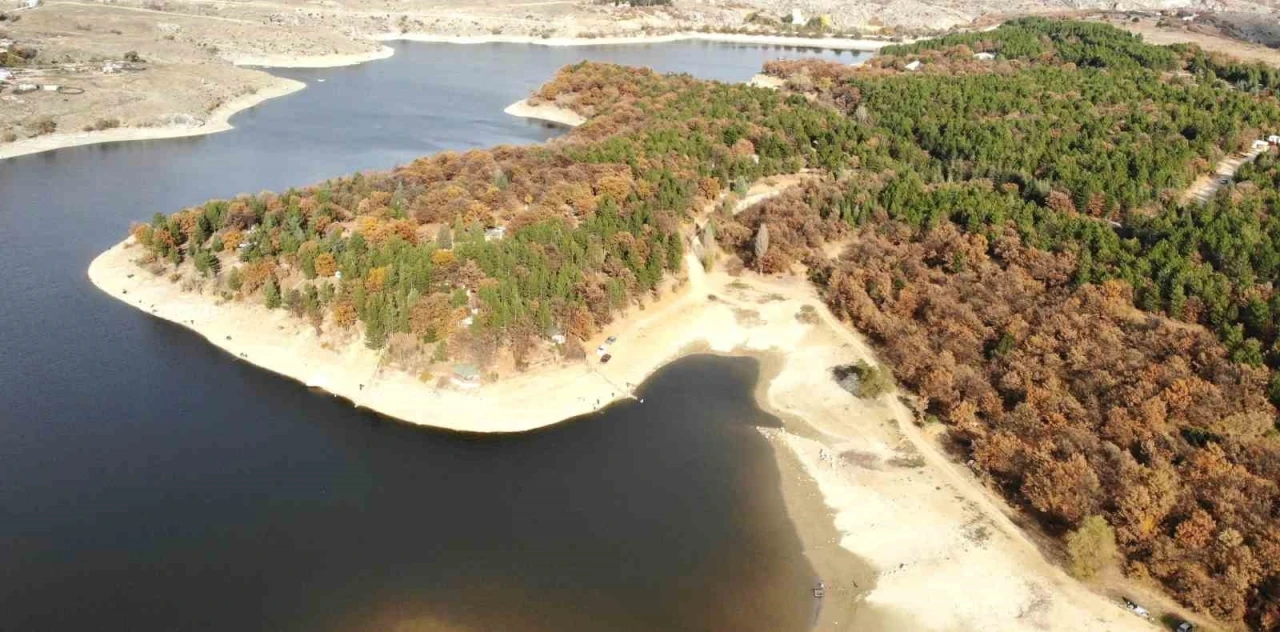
<box><xmin>89</xmin><ymin>223</ymin><xmax>1156</xmax><ymax>629</ymax></box>
<box><xmin>503</xmin><ymin>99</ymin><xmax>586</xmax><ymax>128</ymax></box>
<box><xmin>0</xmin><ymin>79</ymin><xmax>307</xmax><ymax>161</ymax></box>
<box><xmin>89</xmin><ymin>238</ymin><xmax>794</xmax><ymax>434</ymax></box>
<box><xmin>228</xmin><ymin>45</ymin><xmax>397</xmax><ymax>69</ymax></box>
<box><xmin>378</xmin><ymin>31</ymin><xmax>896</xmax><ymax>51</ymax></box>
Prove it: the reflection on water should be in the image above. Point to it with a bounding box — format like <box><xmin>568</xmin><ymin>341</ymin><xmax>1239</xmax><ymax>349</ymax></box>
<box><xmin>0</xmin><ymin>41</ymin><xmax>870</xmax><ymax>631</ymax></box>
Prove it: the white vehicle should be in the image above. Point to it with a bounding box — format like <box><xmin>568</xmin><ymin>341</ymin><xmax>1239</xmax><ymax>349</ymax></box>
<box><xmin>596</xmin><ymin>345</ymin><xmax>608</xmax><ymax>356</ymax></box>
<box><xmin>1122</xmin><ymin>598</ymin><xmax>1150</xmax><ymax>619</ymax></box>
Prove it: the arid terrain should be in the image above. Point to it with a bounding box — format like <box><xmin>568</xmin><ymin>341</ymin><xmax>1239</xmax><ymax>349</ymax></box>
<box><xmin>4</xmin><ymin>0</ymin><xmax>1280</xmax><ymax>157</ymax></box>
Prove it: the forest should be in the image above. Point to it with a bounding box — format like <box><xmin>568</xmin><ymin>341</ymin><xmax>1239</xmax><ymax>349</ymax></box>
<box><xmin>128</xmin><ymin>60</ymin><xmax>863</xmax><ymax>368</ymax></box>
<box><xmin>125</xmin><ymin>17</ymin><xmax>1279</xmax><ymax>627</ymax></box>
<box><xmin>726</xmin><ymin>18</ymin><xmax>1279</xmax><ymax>629</ymax></box>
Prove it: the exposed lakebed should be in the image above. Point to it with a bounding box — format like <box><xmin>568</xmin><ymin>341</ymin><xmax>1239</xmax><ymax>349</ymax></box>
<box><xmin>0</xmin><ymin>41</ymin><xmax>869</xmax><ymax>630</ymax></box>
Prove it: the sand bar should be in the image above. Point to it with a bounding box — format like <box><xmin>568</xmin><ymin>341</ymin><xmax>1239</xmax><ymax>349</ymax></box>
<box><xmin>503</xmin><ymin>99</ymin><xmax>586</xmax><ymax>127</ymax></box>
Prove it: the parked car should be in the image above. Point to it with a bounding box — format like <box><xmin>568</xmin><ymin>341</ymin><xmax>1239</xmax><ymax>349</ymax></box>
<box><xmin>605</xmin><ymin>336</ymin><xmax>617</xmax><ymax>344</ymax></box>
<box><xmin>1175</xmin><ymin>622</ymin><xmax>1194</xmax><ymax>632</ymax></box>
<box><xmin>600</xmin><ymin>353</ymin><xmax>612</xmax><ymax>364</ymax></box>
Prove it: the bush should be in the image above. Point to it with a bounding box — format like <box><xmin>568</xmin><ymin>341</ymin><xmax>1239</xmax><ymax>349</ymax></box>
<box><xmin>26</xmin><ymin>116</ymin><xmax>56</xmax><ymax>136</ymax></box>
<box><xmin>834</xmin><ymin>360</ymin><xmax>894</xmax><ymax>398</ymax></box>
<box><xmin>88</xmin><ymin>117</ymin><xmax>120</xmax><ymax>131</ymax></box>
<box><xmin>1066</xmin><ymin>515</ymin><xmax>1118</xmax><ymax>580</ymax></box>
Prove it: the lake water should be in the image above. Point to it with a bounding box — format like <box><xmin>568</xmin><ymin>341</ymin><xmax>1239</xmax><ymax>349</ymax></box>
<box><xmin>0</xmin><ymin>41</ymin><xmax>869</xmax><ymax>631</ymax></box>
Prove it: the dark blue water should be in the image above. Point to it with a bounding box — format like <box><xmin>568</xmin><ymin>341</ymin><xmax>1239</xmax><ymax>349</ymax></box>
<box><xmin>0</xmin><ymin>41</ymin><xmax>868</xmax><ymax>631</ymax></box>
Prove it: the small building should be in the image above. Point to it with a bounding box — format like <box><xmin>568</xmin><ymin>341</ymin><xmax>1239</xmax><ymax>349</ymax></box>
<box><xmin>0</xmin><ymin>68</ymin><xmax>12</xmax><ymax>82</ymax></box>
<box><xmin>21</xmin><ymin>0</ymin><xmax>40</xmax><ymax>9</ymax></box>
<box><xmin>483</xmin><ymin>226</ymin><xmax>506</xmax><ymax>241</ymax></box>
<box><xmin>905</xmin><ymin>60</ymin><xmax>922</xmax><ymax>72</ymax></box>
<box><xmin>546</xmin><ymin>326</ymin><xmax>566</xmax><ymax>345</ymax></box>
<box><xmin>451</xmin><ymin>364</ymin><xmax>481</xmax><ymax>388</ymax></box>
<box><xmin>14</xmin><ymin>83</ymin><xmax>37</xmax><ymax>93</ymax></box>
<box><xmin>1253</xmin><ymin>139</ymin><xmax>1271</xmax><ymax>151</ymax></box>
<box><xmin>790</xmin><ymin>8</ymin><xmax>805</xmax><ymax>24</ymax></box>
<box><xmin>974</xmin><ymin>52</ymin><xmax>996</xmax><ymax>61</ymax></box>
<box><xmin>1269</xmin><ymin>135</ymin><xmax>1280</xmax><ymax>146</ymax></box>
<box><xmin>102</xmin><ymin>61</ymin><xmax>122</xmax><ymax>74</ymax></box>
<box><xmin>41</xmin><ymin>84</ymin><xmax>59</xmax><ymax>92</ymax></box>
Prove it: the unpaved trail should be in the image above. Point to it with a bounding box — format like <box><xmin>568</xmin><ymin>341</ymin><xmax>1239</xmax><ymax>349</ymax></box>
<box><xmin>1183</xmin><ymin>145</ymin><xmax>1269</xmax><ymax>204</ymax></box>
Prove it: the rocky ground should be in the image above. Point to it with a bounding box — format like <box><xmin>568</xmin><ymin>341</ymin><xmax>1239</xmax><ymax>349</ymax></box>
<box><xmin>2</xmin><ymin>0</ymin><xmax>1279</xmax><ymax>152</ymax></box>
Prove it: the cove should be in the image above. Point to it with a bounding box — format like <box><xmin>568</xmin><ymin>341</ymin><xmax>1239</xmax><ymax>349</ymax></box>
<box><xmin>0</xmin><ymin>41</ymin><xmax>869</xmax><ymax>630</ymax></box>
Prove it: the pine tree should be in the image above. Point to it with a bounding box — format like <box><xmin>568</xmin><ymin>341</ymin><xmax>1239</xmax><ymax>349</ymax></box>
<box><xmin>264</xmin><ymin>277</ymin><xmax>282</xmax><ymax>309</ymax></box>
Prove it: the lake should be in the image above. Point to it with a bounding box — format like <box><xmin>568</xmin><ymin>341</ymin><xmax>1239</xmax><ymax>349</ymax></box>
<box><xmin>0</xmin><ymin>40</ymin><xmax>869</xmax><ymax>631</ymax></box>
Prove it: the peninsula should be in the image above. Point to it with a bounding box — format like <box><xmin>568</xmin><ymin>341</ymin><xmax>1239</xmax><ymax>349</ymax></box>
<box><xmin>91</xmin><ymin>19</ymin><xmax>1280</xmax><ymax>632</ymax></box>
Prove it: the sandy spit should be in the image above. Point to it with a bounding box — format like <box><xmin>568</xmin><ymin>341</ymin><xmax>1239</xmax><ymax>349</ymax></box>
<box><xmin>503</xmin><ymin>99</ymin><xmax>585</xmax><ymax>127</ymax></box>
<box><xmin>89</xmin><ymin>239</ymin><xmax>797</xmax><ymax>433</ymax></box>
<box><xmin>0</xmin><ymin>79</ymin><xmax>306</xmax><ymax>161</ymax></box>
<box><xmin>227</xmin><ymin>45</ymin><xmax>396</xmax><ymax>68</ymax></box>
<box><xmin>378</xmin><ymin>31</ymin><xmax>895</xmax><ymax>51</ymax></box>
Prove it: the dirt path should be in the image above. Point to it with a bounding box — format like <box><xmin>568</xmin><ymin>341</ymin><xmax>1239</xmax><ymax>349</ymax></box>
<box><xmin>1182</xmin><ymin>145</ymin><xmax>1269</xmax><ymax>204</ymax></box>
<box><xmin>49</xmin><ymin>0</ymin><xmax>257</xmax><ymax>23</ymax></box>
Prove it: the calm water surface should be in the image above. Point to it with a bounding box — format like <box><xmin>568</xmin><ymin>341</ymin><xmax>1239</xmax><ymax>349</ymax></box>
<box><xmin>0</xmin><ymin>41</ymin><xmax>868</xmax><ymax>631</ymax></box>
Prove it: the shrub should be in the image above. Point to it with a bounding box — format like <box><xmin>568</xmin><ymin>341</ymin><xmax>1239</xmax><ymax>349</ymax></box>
<box><xmin>26</xmin><ymin>116</ymin><xmax>56</xmax><ymax>136</ymax></box>
<box><xmin>834</xmin><ymin>360</ymin><xmax>894</xmax><ymax>398</ymax></box>
<box><xmin>1066</xmin><ymin>515</ymin><xmax>1118</xmax><ymax>580</ymax></box>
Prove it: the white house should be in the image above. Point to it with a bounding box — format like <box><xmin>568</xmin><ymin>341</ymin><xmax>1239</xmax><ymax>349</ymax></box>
<box><xmin>0</xmin><ymin>68</ymin><xmax>12</xmax><ymax>82</ymax></box>
<box><xmin>790</xmin><ymin>8</ymin><xmax>805</xmax><ymax>24</ymax></box>
<box><xmin>483</xmin><ymin>226</ymin><xmax>506</xmax><ymax>241</ymax></box>
<box><xmin>905</xmin><ymin>60</ymin><xmax>922</xmax><ymax>72</ymax></box>
<box><xmin>1269</xmin><ymin>135</ymin><xmax>1280</xmax><ymax>145</ymax></box>
<box><xmin>974</xmin><ymin>52</ymin><xmax>996</xmax><ymax>61</ymax></box>
<box><xmin>1253</xmin><ymin>139</ymin><xmax>1271</xmax><ymax>151</ymax></box>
